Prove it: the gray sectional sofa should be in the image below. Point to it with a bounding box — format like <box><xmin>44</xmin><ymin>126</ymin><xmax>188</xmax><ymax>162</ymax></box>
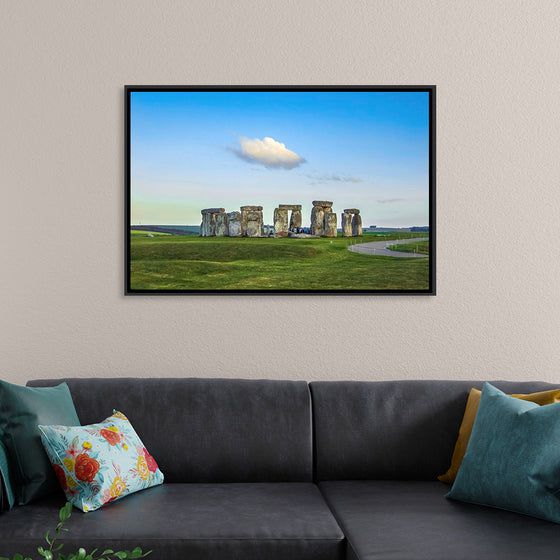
<box><xmin>1</xmin><ymin>377</ymin><xmax>560</xmax><ymax>559</ymax></box>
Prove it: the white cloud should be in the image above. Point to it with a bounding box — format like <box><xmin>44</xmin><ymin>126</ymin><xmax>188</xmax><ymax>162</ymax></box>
<box><xmin>376</xmin><ymin>198</ymin><xmax>404</xmax><ymax>204</ymax></box>
<box><xmin>229</xmin><ymin>136</ymin><xmax>305</xmax><ymax>170</ymax></box>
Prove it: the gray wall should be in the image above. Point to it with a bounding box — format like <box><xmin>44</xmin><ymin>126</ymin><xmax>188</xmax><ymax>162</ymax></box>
<box><xmin>3</xmin><ymin>1</ymin><xmax>560</xmax><ymax>383</ymax></box>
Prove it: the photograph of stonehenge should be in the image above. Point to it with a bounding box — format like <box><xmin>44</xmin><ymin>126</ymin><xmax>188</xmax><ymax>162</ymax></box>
<box><xmin>200</xmin><ymin>201</ymin><xmax>362</xmax><ymax>239</ymax></box>
<box><xmin>127</xmin><ymin>87</ymin><xmax>433</xmax><ymax>293</ymax></box>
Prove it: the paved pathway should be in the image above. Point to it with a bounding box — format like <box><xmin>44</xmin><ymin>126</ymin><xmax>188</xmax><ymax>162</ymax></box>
<box><xmin>348</xmin><ymin>237</ymin><xmax>429</xmax><ymax>257</ymax></box>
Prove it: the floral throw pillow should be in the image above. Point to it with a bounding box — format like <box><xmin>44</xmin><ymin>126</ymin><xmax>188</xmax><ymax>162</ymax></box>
<box><xmin>38</xmin><ymin>411</ymin><xmax>164</xmax><ymax>512</ymax></box>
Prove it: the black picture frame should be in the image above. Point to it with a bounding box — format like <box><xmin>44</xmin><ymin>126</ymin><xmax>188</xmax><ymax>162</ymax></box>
<box><xmin>125</xmin><ymin>85</ymin><xmax>435</xmax><ymax>295</ymax></box>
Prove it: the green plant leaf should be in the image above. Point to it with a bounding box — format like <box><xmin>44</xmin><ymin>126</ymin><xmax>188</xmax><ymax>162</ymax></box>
<box><xmin>59</xmin><ymin>503</ymin><xmax>72</xmax><ymax>522</ymax></box>
<box><xmin>64</xmin><ymin>503</ymin><xmax>73</xmax><ymax>518</ymax></box>
<box><xmin>14</xmin><ymin>554</ymin><xmax>23</xmax><ymax>560</ymax></box>
<box><xmin>100</xmin><ymin>551</ymin><xmax>114</xmax><ymax>556</ymax></box>
<box><xmin>54</xmin><ymin>544</ymin><xmax>64</xmax><ymax>552</ymax></box>
<box><xmin>0</xmin><ymin>556</ymin><xmax>10</xmax><ymax>560</ymax></box>
<box><xmin>114</xmin><ymin>553</ymin><xmax>127</xmax><ymax>559</ymax></box>
<box><xmin>45</xmin><ymin>530</ymin><xmax>51</xmax><ymax>545</ymax></box>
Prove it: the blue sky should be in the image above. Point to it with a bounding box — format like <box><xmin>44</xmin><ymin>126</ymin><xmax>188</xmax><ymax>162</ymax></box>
<box><xmin>130</xmin><ymin>90</ymin><xmax>431</xmax><ymax>228</ymax></box>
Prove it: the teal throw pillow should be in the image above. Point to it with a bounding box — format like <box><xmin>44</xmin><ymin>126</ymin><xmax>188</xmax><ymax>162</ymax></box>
<box><xmin>446</xmin><ymin>382</ymin><xmax>560</xmax><ymax>523</ymax></box>
<box><xmin>39</xmin><ymin>411</ymin><xmax>164</xmax><ymax>512</ymax></box>
<box><xmin>0</xmin><ymin>380</ymin><xmax>80</xmax><ymax>505</ymax></box>
<box><xmin>0</xmin><ymin>439</ymin><xmax>15</xmax><ymax>511</ymax></box>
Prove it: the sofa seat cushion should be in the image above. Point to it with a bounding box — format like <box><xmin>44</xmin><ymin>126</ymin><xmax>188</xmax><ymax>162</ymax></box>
<box><xmin>319</xmin><ymin>481</ymin><xmax>560</xmax><ymax>560</ymax></box>
<box><xmin>0</xmin><ymin>483</ymin><xmax>344</xmax><ymax>560</ymax></box>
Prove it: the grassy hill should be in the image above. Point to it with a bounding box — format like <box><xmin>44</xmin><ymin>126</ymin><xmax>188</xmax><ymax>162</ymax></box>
<box><xmin>129</xmin><ymin>232</ymin><xmax>430</xmax><ymax>292</ymax></box>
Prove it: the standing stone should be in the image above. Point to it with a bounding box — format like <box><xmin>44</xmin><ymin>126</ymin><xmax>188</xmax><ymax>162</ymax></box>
<box><xmin>324</xmin><ymin>212</ymin><xmax>338</xmax><ymax>237</ymax></box>
<box><xmin>343</xmin><ymin>209</ymin><xmax>362</xmax><ymax>237</ymax></box>
<box><xmin>240</xmin><ymin>206</ymin><xmax>264</xmax><ymax>237</ymax></box>
<box><xmin>200</xmin><ymin>208</ymin><xmax>225</xmax><ymax>237</ymax></box>
<box><xmin>351</xmin><ymin>213</ymin><xmax>363</xmax><ymax>237</ymax></box>
<box><xmin>228</xmin><ymin>211</ymin><xmax>242</xmax><ymax>237</ymax></box>
<box><xmin>274</xmin><ymin>208</ymin><xmax>289</xmax><ymax>237</ymax></box>
<box><xmin>278</xmin><ymin>205</ymin><xmax>302</xmax><ymax>232</ymax></box>
<box><xmin>310</xmin><ymin>206</ymin><xmax>324</xmax><ymax>236</ymax></box>
<box><xmin>215</xmin><ymin>211</ymin><xmax>229</xmax><ymax>237</ymax></box>
<box><xmin>200</xmin><ymin>213</ymin><xmax>210</xmax><ymax>237</ymax></box>
<box><xmin>289</xmin><ymin>209</ymin><xmax>302</xmax><ymax>230</ymax></box>
<box><xmin>208</xmin><ymin>214</ymin><xmax>216</xmax><ymax>237</ymax></box>
<box><xmin>311</xmin><ymin>201</ymin><xmax>333</xmax><ymax>237</ymax></box>
<box><xmin>341</xmin><ymin>212</ymin><xmax>352</xmax><ymax>237</ymax></box>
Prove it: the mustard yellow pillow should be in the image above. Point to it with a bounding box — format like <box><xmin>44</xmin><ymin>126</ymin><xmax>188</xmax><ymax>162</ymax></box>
<box><xmin>438</xmin><ymin>387</ymin><xmax>560</xmax><ymax>484</ymax></box>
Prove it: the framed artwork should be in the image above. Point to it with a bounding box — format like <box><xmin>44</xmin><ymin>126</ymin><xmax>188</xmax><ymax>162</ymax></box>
<box><xmin>125</xmin><ymin>86</ymin><xmax>435</xmax><ymax>294</ymax></box>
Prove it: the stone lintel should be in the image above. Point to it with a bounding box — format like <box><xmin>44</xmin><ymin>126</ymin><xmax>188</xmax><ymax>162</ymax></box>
<box><xmin>343</xmin><ymin>208</ymin><xmax>360</xmax><ymax>214</ymax></box>
<box><xmin>312</xmin><ymin>200</ymin><xmax>333</xmax><ymax>207</ymax></box>
<box><xmin>278</xmin><ymin>204</ymin><xmax>302</xmax><ymax>211</ymax></box>
<box><xmin>240</xmin><ymin>206</ymin><xmax>263</xmax><ymax>211</ymax></box>
<box><xmin>201</xmin><ymin>208</ymin><xmax>225</xmax><ymax>214</ymax></box>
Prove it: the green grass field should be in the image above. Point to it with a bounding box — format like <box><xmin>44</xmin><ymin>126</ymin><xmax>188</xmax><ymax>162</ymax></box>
<box><xmin>387</xmin><ymin>240</ymin><xmax>430</xmax><ymax>255</ymax></box>
<box><xmin>129</xmin><ymin>232</ymin><xmax>430</xmax><ymax>291</ymax></box>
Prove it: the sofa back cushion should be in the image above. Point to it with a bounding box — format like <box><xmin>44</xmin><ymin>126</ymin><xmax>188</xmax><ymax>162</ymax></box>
<box><xmin>310</xmin><ymin>380</ymin><xmax>559</xmax><ymax>481</ymax></box>
<box><xmin>27</xmin><ymin>378</ymin><xmax>313</xmax><ymax>483</ymax></box>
